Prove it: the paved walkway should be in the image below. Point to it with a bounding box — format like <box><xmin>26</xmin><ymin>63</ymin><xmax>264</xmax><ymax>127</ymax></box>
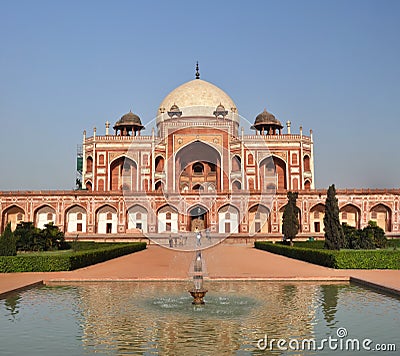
<box><xmin>1</xmin><ymin>244</ymin><xmax>400</xmax><ymax>297</ymax></box>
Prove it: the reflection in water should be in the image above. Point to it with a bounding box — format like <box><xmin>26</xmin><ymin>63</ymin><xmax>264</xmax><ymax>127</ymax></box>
<box><xmin>75</xmin><ymin>281</ymin><xmax>318</xmax><ymax>355</ymax></box>
<box><xmin>320</xmin><ymin>284</ymin><xmax>340</xmax><ymax>327</ymax></box>
<box><xmin>1</xmin><ymin>282</ymin><xmax>399</xmax><ymax>355</ymax></box>
<box><xmin>4</xmin><ymin>294</ymin><xmax>21</xmax><ymax>321</ymax></box>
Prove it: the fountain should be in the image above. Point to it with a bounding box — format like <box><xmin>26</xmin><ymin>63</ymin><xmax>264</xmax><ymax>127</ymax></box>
<box><xmin>188</xmin><ymin>251</ymin><xmax>208</xmax><ymax>305</ymax></box>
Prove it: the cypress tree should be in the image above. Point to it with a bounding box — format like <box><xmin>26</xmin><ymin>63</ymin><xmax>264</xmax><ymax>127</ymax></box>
<box><xmin>282</xmin><ymin>192</ymin><xmax>300</xmax><ymax>245</ymax></box>
<box><xmin>0</xmin><ymin>223</ymin><xmax>17</xmax><ymax>256</ymax></box>
<box><xmin>323</xmin><ymin>184</ymin><xmax>345</xmax><ymax>250</ymax></box>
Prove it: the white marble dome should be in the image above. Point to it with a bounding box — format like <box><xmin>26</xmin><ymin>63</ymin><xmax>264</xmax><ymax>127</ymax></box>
<box><xmin>157</xmin><ymin>79</ymin><xmax>238</xmax><ymax>125</ymax></box>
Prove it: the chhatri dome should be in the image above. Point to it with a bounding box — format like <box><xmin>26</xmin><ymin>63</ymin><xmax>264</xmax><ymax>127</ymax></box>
<box><xmin>157</xmin><ymin>63</ymin><xmax>238</xmax><ymax>125</ymax></box>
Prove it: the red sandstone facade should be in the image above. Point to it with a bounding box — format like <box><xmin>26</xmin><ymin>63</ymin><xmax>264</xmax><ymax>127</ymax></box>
<box><xmin>1</xmin><ymin>77</ymin><xmax>398</xmax><ymax>238</ymax></box>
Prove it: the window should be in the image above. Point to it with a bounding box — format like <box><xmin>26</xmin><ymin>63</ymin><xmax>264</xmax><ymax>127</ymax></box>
<box><xmin>314</xmin><ymin>211</ymin><xmax>320</xmax><ymax>219</ymax></box>
<box><xmin>248</xmin><ymin>154</ymin><xmax>254</xmax><ymax>165</ymax></box>
<box><xmin>86</xmin><ymin>157</ymin><xmax>93</xmax><ymax>173</ymax></box>
<box><xmin>304</xmin><ymin>155</ymin><xmax>311</xmax><ymax>172</ymax></box>
<box><xmin>99</xmin><ymin>154</ymin><xmax>105</xmax><ymax>165</ymax></box>
<box><xmin>47</xmin><ymin>213</ymin><xmax>53</xmax><ymax>221</ymax></box>
<box><xmin>292</xmin><ymin>153</ymin><xmax>298</xmax><ymax>165</ymax></box>
<box><xmin>106</xmin><ymin>212</ymin><xmax>113</xmax><ymax>220</ymax></box>
<box><xmin>371</xmin><ymin>211</ymin><xmax>377</xmax><ymax>219</ymax></box>
<box><xmin>342</xmin><ymin>212</ymin><xmax>347</xmax><ymax>219</ymax></box>
<box><xmin>136</xmin><ymin>212</ymin><xmax>141</xmax><ymax>219</ymax></box>
<box><xmin>193</xmin><ymin>163</ymin><xmax>204</xmax><ymax>174</ymax></box>
<box><xmin>77</xmin><ymin>212</ymin><xmax>83</xmax><ymax>220</ymax></box>
<box><xmin>17</xmin><ymin>213</ymin><xmax>23</xmax><ymax>221</ymax></box>
<box><xmin>143</xmin><ymin>154</ymin><xmax>148</xmax><ymax>166</ymax></box>
<box><xmin>166</xmin><ymin>212</ymin><xmax>171</xmax><ymax>220</ymax></box>
<box><xmin>226</xmin><ymin>212</ymin><xmax>231</xmax><ymax>219</ymax></box>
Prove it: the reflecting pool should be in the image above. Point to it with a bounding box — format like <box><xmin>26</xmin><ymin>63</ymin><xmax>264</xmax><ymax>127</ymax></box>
<box><xmin>1</xmin><ymin>281</ymin><xmax>399</xmax><ymax>355</ymax></box>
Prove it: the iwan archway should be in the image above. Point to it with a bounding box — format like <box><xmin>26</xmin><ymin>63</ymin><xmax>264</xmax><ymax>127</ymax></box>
<box><xmin>175</xmin><ymin>141</ymin><xmax>222</xmax><ymax>193</ymax></box>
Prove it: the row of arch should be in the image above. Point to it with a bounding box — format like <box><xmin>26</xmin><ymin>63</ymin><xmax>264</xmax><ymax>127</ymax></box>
<box><xmin>85</xmin><ymin>146</ymin><xmax>312</xmax><ymax>192</ymax></box>
<box><xmin>2</xmin><ymin>201</ymin><xmax>393</xmax><ymax>235</ymax></box>
<box><xmin>1</xmin><ymin>203</ymin><xmax>271</xmax><ymax>235</ymax></box>
<box><xmin>309</xmin><ymin>202</ymin><xmax>393</xmax><ymax>232</ymax></box>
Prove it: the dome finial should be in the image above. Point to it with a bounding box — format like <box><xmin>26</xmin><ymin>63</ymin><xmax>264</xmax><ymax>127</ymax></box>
<box><xmin>195</xmin><ymin>61</ymin><xmax>200</xmax><ymax>79</ymax></box>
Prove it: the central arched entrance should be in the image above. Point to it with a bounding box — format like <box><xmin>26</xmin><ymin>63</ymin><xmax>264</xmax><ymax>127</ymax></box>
<box><xmin>189</xmin><ymin>205</ymin><xmax>208</xmax><ymax>232</ymax></box>
<box><xmin>175</xmin><ymin>141</ymin><xmax>222</xmax><ymax>193</ymax></box>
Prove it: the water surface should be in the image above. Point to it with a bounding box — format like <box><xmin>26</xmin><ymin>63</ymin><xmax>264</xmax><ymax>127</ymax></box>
<box><xmin>1</xmin><ymin>281</ymin><xmax>399</xmax><ymax>355</ymax></box>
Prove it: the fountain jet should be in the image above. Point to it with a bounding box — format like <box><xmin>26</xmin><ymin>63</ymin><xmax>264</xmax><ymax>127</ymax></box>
<box><xmin>188</xmin><ymin>251</ymin><xmax>208</xmax><ymax>305</ymax></box>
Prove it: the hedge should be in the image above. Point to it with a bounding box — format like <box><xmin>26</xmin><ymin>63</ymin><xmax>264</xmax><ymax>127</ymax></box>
<box><xmin>254</xmin><ymin>241</ymin><xmax>400</xmax><ymax>269</ymax></box>
<box><xmin>0</xmin><ymin>242</ymin><xmax>147</xmax><ymax>272</ymax></box>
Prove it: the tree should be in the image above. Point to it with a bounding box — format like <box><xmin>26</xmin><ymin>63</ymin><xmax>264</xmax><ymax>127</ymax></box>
<box><xmin>14</xmin><ymin>222</ymin><xmax>40</xmax><ymax>251</ymax></box>
<box><xmin>363</xmin><ymin>221</ymin><xmax>387</xmax><ymax>248</ymax></box>
<box><xmin>0</xmin><ymin>223</ymin><xmax>17</xmax><ymax>256</ymax></box>
<box><xmin>323</xmin><ymin>184</ymin><xmax>345</xmax><ymax>250</ymax></box>
<box><xmin>282</xmin><ymin>192</ymin><xmax>300</xmax><ymax>245</ymax></box>
<box><xmin>342</xmin><ymin>222</ymin><xmax>373</xmax><ymax>250</ymax></box>
<box><xmin>40</xmin><ymin>222</ymin><xmax>67</xmax><ymax>251</ymax></box>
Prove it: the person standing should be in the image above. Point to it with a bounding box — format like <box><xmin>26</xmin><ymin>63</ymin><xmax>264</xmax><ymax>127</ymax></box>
<box><xmin>195</xmin><ymin>227</ymin><xmax>201</xmax><ymax>246</ymax></box>
<box><xmin>205</xmin><ymin>227</ymin><xmax>211</xmax><ymax>242</ymax></box>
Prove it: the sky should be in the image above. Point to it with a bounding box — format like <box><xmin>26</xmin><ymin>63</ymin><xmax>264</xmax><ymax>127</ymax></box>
<box><xmin>0</xmin><ymin>0</ymin><xmax>399</xmax><ymax>190</ymax></box>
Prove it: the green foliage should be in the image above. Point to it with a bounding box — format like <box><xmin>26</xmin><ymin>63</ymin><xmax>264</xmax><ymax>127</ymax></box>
<box><xmin>0</xmin><ymin>223</ymin><xmax>17</xmax><ymax>256</ymax></box>
<box><xmin>255</xmin><ymin>241</ymin><xmax>400</xmax><ymax>269</ymax></box>
<box><xmin>342</xmin><ymin>223</ymin><xmax>373</xmax><ymax>249</ymax></box>
<box><xmin>342</xmin><ymin>221</ymin><xmax>387</xmax><ymax>249</ymax></box>
<box><xmin>14</xmin><ymin>222</ymin><xmax>67</xmax><ymax>252</ymax></box>
<box><xmin>293</xmin><ymin>240</ymin><xmax>325</xmax><ymax>249</ymax></box>
<box><xmin>14</xmin><ymin>222</ymin><xmax>40</xmax><ymax>251</ymax></box>
<box><xmin>282</xmin><ymin>192</ymin><xmax>300</xmax><ymax>244</ymax></box>
<box><xmin>387</xmin><ymin>239</ymin><xmax>400</xmax><ymax>249</ymax></box>
<box><xmin>255</xmin><ymin>241</ymin><xmax>337</xmax><ymax>267</ymax></box>
<box><xmin>363</xmin><ymin>221</ymin><xmax>387</xmax><ymax>248</ymax></box>
<box><xmin>323</xmin><ymin>184</ymin><xmax>345</xmax><ymax>250</ymax></box>
<box><xmin>0</xmin><ymin>242</ymin><xmax>147</xmax><ymax>272</ymax></box>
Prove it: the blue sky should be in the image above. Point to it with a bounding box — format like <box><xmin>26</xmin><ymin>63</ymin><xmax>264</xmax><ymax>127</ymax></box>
<box><xmin>0</xmin><ymin>0</ymin><xmax>399</xmax><ymax>190</ymax></box>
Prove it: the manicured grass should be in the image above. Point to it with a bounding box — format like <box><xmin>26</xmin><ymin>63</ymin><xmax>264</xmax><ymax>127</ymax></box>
<box><xmin>255</xmin><ymin>241</ymin><xmax>400</xmax><ymax>269</ymax></box>
<box><xmin>0</xmin><ymin>242</ymin><xmax>147</xmax><ymax>273</ymax></box>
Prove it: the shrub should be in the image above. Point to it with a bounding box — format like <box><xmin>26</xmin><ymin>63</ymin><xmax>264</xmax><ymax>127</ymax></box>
<box><xmin>254</xmin><ymin>241</ymin><xmax>400</xmax><ymax>269</ymax></box>
<box><xmin>342</xmin><ymin>221</ymin><xmax>387</xmax><ymax>250</ymax></box>
<box><xmin>255</xmin><ymin>241</ymin><xmax>337</xmax><ymax>268</ymax></box>
<box><xmin>14</xmin><ymin>222</ymin><xmax>67</xmax><ymax>252</ymax></box>
<box><xmin>0</xmin><ymin>223</ymin><xmax>17</xmax><ymax>256</ymax></box>
<box><xmin>0</xmin><ymin>242</ymin><xmax>146</xmax><ymax>272</ymax></box>
<box><xmin>293</xmin><ymin>240</ymin><xmax>324</xmax><ymax>249</ymax></box>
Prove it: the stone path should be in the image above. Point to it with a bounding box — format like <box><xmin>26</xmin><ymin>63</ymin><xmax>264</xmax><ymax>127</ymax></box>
<box><xmin>1</xmin><ymin>244</ymin><xmax>400</xmax><ymax>297</ymax></box>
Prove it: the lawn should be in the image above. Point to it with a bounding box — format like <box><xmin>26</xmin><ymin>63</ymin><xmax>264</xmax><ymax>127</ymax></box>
<box><xmin>0</xmin><ymin>242</ymin><xmax>147</xmax><ymax>273</ymax></box>
<box><xmin>255</xmin><ymin>240</ymin><xmax>400</xmax><ymax>269</ymax></box>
